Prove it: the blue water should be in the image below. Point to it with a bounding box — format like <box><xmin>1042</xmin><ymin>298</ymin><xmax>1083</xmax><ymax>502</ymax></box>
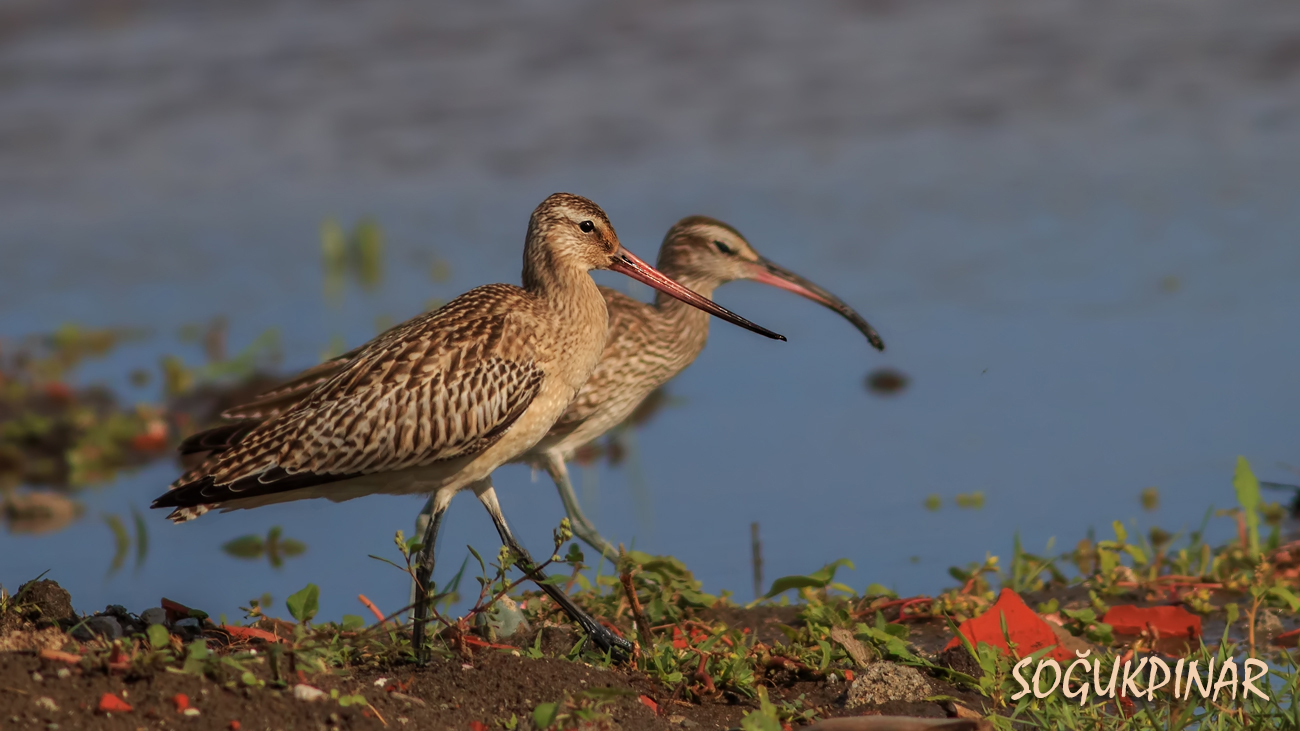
<box><xmin>2</xmin><ymin>0</ymin><xmax>1299</xmax><ymax>624</ymax></box>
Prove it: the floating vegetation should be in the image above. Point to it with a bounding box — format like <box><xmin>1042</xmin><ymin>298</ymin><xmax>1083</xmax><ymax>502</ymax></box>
<box><xmin>1</xmin><ymin>491</ymin><xmax>82</xmax><ymax>534</ymax></box>
<box><xmin>101</xmin><ymin>507</ymin><xmax>149</xmax><ymax>576</ymax></box>
<box><xmin>865</xmin><ymin>367</ymin><xmax>910</xmax><ymax>396</ymax></box>
<box><xmin>1141</xmin><ymin>485</ymin><xmax>1160</xmax><ymax>511</ymax></box>
<box><xmin>0</xmin><ymin>320</ymin><xmax>296</xmax><ymax>538</ymax></box>
<box><xmin>222</xmin><ymin>526</ymin><xmax>307</xmax><ymax>569</ymax></box>
<box><xmin>321</xmin><ymin>216</ymin><xmax>386</xmax><ymax>300</ymax></box>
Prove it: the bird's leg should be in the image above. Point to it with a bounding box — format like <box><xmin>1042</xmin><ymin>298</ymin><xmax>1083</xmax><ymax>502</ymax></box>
<box><xmin>471</xmin><ymin>479</ymin><xmax>634</xmax><ymax>661</ymax></box>
<box><xmin>411</xmin><ymin>495</ymin><xmax>447</xmax><ymax>664</ymax></box>
<box><xmin>543</xmin><ymin>450</ymin><xmax>618</xmax><ymax>561</ymax></box>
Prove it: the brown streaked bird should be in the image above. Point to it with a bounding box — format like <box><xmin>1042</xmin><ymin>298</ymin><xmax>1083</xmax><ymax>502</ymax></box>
<box><xmin>152</xmin><ymin>194</ymin><xmax>785</xmax><ymax>661</ymax></box>
<box><xmin>503</xmin><ymin>215</ymin><xmax>884</xmax><ymax>557</ymax></box>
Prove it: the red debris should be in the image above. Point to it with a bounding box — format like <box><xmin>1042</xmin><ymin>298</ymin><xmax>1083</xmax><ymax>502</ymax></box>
<box><xmin>229</xmin><ymin>722</ymin><xmax>242</xmax><ymax>731</ymax></box>
<box><xmin>97</xmin><ymin>693</ymin><xmax>133</xmax><ymax>714</ymax></box>
<box><xmin>43</xmin><ymin>382</ymin><xmax>73</xmax><ymax>402</ymax></box>
<box><xmin>943</xmin><ymin>588</ymin><xmax>1074</xmax><ymax>662</ymax></box>
<box><xmin>469</xmin><ymin>722</ymin><xmax>489</xmax><ymax>731</ymax></box>
<box><xmin>1273</xmin><ymin>628</ymin><xmax>1300</xmax><ymax>647</ymax></box>
<box><xmin>218</xmin><ymin>625</ymin><xmax>282</xmax><ymax>644</ymax></box>
<box><xmin>161</xmin><ymin>598</ymin><xmax>203</xmax><ymax>625</ymax></box>
<box><xmin>131</xmin><ymin>428</ymin><xmax>168</xmax><ymax>453</ymax></box>
<box><xmin>638</xmin><ymin>695</ymin><xmax>659</xmax><ymax>715</ymax></box>
<box><xmin>844</xmin><ymin>670</ymin><xmax>855</xmax><ymax>682</ymax></box>
<box><xmin>172</xmin><ymin>694</ymin><xmax>190</xmax><ymax>712</ymax></box>
<box><xmin>1102</xmin><ymin>605</ymin><xmax>1201</xmax><ymax>638</ymax></box>
<box><xmin>107</xmin><ymin>645</ymin><xmax>131</xmax><ymax>673</ymax></box>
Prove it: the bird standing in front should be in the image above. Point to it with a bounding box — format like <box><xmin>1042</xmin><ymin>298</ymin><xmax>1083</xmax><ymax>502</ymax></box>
<box><xmin>152</xmin><ymin>194</ymin><xmax>785</xmax><ymax>660</ymax></box>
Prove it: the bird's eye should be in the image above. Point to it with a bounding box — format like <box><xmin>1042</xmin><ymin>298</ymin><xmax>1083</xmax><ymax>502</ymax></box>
<box><xmin>579</xmin><ymin>220</ymin><xmax>595</xmax><ymax>233</ymax></box>
<box><xmin>713</xmin><ymin>240</ymin><xmax>735</xmax><ymax>255</ymax></box>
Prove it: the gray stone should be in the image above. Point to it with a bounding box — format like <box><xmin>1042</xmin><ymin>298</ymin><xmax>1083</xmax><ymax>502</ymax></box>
<box><xmin>140</xmin><ymin>608</ymin><xmax>168</xmax><ymax>627</ymax></box>
<box><xmin>72</xmin><ymin>615</ymin><xmax>122</xmax><ymax>640</ymax></box>
<box><xmin>845</xmin><ymin>662</ymin><xmax>933</xmax><ymax>708</ymax></box>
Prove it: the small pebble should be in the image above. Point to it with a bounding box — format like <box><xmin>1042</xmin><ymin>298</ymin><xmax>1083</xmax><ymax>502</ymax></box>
<box><xmin>140</xmin><ymin>608</ymin><xmax>168</xmax><ymax>627</ymax></box>
<box><xmin>73</xmin><ymin>616</ymin><xmax>123</xmax><ymax>640</ymax></box>
<box><xmin>55</xmin><ymin>668</ymin><xmax>70</xmax><ymax>680</ymax></box>
<box><xmin>373</xmin><ymin>677</ymin><xmax>388</xmax><ymax>687</ymax></box>
<box><xmin>183</xmin><ymin>708</ymin><xmax>201</xmax><ymax>717</ymax></box>
<box><xmin>31</xmin><ymin>672</ymin><xmax>43</xmax><ymax>682</ymax></box>
<box><xmin>34</xmin><ymin>697</ymin><xmax>58</xmax><ymax>712</ymax></box>
<box><xmin>293</xmin><ymin>684</ymin><xmax>326</xmax><ymax>702</ymax></box>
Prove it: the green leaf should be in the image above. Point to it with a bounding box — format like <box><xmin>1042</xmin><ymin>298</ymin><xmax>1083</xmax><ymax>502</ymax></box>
<box><xmin>1111</xmin><ymin>520</ymin><xmax>1127</xmax><ymax>545</ymax></box>
<box><xmin>762</xmin><ymin>559</ymin><xmax>854</xmax><ymax>599</ymax></box>
<box><xmin>286</xmin><ymin>584</ymin><xmax>319</xmax><ymax>624</ymax></box>
<box><xmin>132</xmin><ymin>507</ymin><xmax>149</xmax><ymax>570</ymax></box>
<box><xmin>532</xmin><ymin>702</ymin><xmax>559</xmax><ymax>729</ymax></box>
<box><xmin>147</xmin><ymin>623</ymin><xmax>170</xmax><ymax>650</ymax></box>
<box><xmin>102</xmin><ymin>513</ymin><xmax>130</xmax><ymax>576</ymax></box>
<box><xmin>341</xmin><ymin>614</ymin><xmax>365</xmax><ymax>631</ymax></box>
<box><xmin>738</xmin><ymin>687</ymin><xmax>782</xmax><ymax>731</ymax></box>
<box><xmin>222</xmin><ymin>535</ymin><xmax>265</xmax><ymax>559</ymax></box>
<box><xmin>864</xmin><ymin>583</ymin><xmax>897</xmax><ymax>598</ymax></box>
<box><xmin>1233</xmin><ymin>456</ymin><xmax>1262</xmax><ymax>557</ymax></box>
<box><xmin>1269</xmin><ymin>585</ymin><xmax>1300</xmax><ymax>612</ymax></box>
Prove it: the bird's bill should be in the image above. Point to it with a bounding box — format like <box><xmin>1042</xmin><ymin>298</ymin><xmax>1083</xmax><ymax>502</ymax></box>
<box><xmin>610</xmin><ymin>247</ymin><xmax>786</xmax><ymax>341</ymax></box>
<box><xmin>749</xmin><ymin>258</ymin><xmax>885</xmax><ymax>351</ymax></box>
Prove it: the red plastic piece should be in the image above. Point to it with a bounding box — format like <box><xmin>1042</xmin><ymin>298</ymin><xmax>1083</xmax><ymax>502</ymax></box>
<box><xmin>97</xmin><ymin>693</ymin><xmax>133</xmax><ymax>714</ymax></box>
<box><xmin>943</xmin><ymin>588</ymin><xmax>1074</xmax><ymax>662</ymax></box>
<box><xmin>218</xmin><ymin>625</ymin><xmax>282</xmax><ymax>644</ymax></box>
<box><xmin>1102</xmin><ymin>605</ymin><xmax>1201</xmax><ymax>638</ymax></box>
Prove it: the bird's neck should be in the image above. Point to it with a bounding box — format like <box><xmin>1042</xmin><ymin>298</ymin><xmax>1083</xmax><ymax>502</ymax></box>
<box><xmin>652</xmin><ymin>271</ymin><xmax>723</xmax><ymax>360</ymax></box>
<box><xmin>524</xmin><ymin>260</ymin><xmax>609</xmax><ymax>385</ymax></box>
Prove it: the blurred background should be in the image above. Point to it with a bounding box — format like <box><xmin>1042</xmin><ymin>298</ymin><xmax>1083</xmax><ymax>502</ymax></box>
<box><xmin>2</xmin><ymin>0</ymin><xmax>1299</xmax><ymax>623</ymax></box>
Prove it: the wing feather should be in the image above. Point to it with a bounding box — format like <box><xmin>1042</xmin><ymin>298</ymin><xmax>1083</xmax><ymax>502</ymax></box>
<box><xmin>154</xmin><ymin>285</ymin><xmax>546</xmax><ymax>517</ymax></box>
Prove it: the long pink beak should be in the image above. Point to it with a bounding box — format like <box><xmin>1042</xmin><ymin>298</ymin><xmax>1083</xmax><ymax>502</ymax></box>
<box><xmin>609</xmin><ymin>247</ymin><xmax>785</xmax><ymax>341</ymax></box>
<box><xmin>748</xmin><ymin>257</ymin><xmax>884</xmax><ymax>351</ymax></box>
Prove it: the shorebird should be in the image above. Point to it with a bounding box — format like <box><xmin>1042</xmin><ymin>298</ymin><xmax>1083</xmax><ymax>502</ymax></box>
<box><xmin>152</xmin><ymin>194</ymin><xmax>784</xmax><ymax>660</ymax></box>
<box><xmin>509</xmin><ymin>215</ymin><xmax>885</xmax><ymax>557</ymax></box>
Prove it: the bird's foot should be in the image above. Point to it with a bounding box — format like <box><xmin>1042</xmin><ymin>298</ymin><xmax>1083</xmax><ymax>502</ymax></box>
<box><xmin>579</xmin><ymin>619</ymin><xmax>635</xmax><ymax>662</ymax></box>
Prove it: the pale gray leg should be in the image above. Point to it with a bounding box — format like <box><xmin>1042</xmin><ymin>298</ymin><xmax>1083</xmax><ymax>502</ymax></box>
<box><xmin>543</xmin><ymin>450</ymin><xmax>618</xmax><ymax>560</ymax></box>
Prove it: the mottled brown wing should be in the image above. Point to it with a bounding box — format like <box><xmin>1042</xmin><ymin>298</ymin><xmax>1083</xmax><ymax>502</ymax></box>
<box><xmin>219</xmin><ymin>350</ymin><xmax>358</xmax><ymax>420</ymax></box>
<box><xmin>154</xmin><ymin>285</ymin><xmax>544</xmax><ymax>513</ymax></box>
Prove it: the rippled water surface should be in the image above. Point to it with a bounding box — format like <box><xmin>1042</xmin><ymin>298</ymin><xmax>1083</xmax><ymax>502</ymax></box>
<box><xmin>2</xmin><ymin>0</ymin><xmax>1300</xmax><ymax>622</ymax></box>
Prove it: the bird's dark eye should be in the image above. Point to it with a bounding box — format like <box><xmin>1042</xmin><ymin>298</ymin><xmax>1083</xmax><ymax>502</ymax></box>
<box><xmin>579</xmin><ymin>220</ymin><xmax>595</xmax><ymax>233</ymax></box>
<box><xmin>713</xmin><ymin>240</ymin><xmax>734</xmax><ymax>255</ymax></box>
